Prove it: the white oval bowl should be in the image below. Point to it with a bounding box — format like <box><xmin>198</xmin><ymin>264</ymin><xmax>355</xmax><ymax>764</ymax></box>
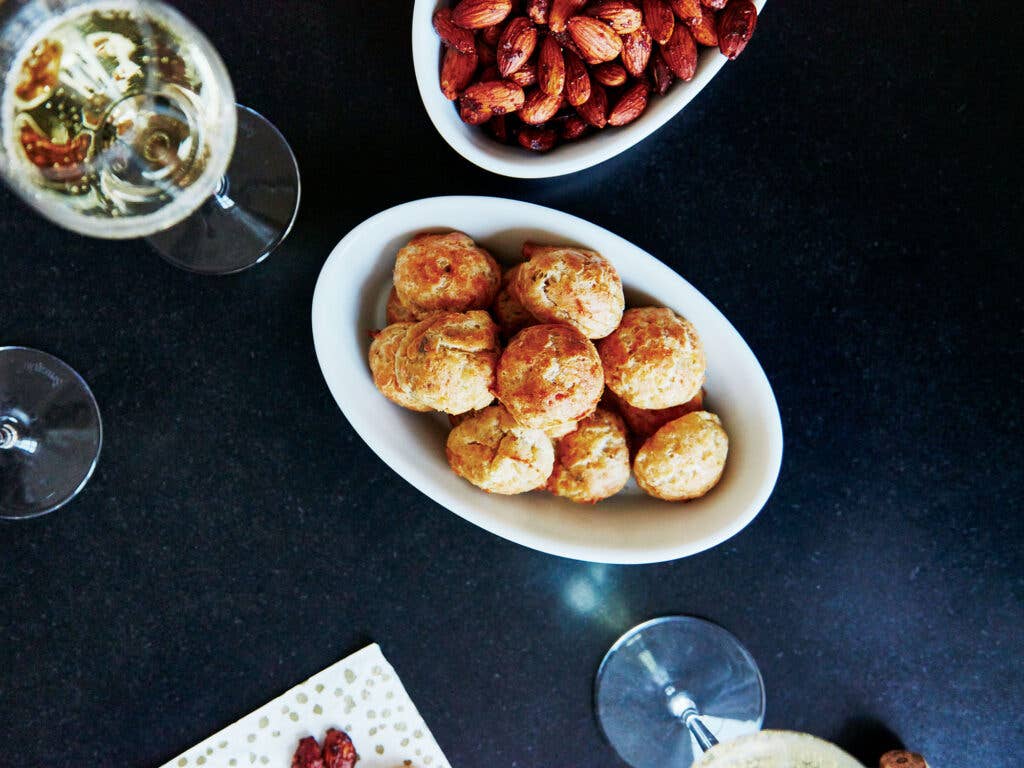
<box><xmin>311</xmin><ymin>196</ymin><xmax>782</xmax><ymax>563</ymax></box>
<box><xmin>413</xmin><ymin>0</ymin><xmax>767</xmax><ymax>178</ymax></box>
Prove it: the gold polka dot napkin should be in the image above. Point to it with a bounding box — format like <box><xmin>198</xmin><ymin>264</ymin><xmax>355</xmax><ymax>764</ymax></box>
<box><xmin>160</xmin><ymin>644</ymin><xmax>450</xmax><ymax>768</ymax></box>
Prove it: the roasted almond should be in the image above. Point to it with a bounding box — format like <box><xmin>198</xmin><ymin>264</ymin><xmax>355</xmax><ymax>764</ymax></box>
<box><xmin>538</xmin><ymin>35</ymin><xmax>566</xmax><ymax>94</ymax></box>
<box><xmin>527</xmin><ymin>0</ymin><xmax>551</xmax><ymax>25</ymax></box>
<box><xmin>701</xmin><ymin>0</ymin><xmax>727</xmax><ymax>8</ymax></box>
<box><xmin>509</xmin><ymin>64</ymin><xmax>538</xmax><ymax>86</ymax></box>
<box><xmin>563</xmin><ymin>49</ymin><xmax>591</xmax><ymax>106</ymax></box>
<box><xmin>669</xmin><ymin>0</ymin><xmax>702</xmax><ymax>24</ymax></box>
<box><xmin>452</xmin><ymin>0</ymin><xmax>513</xmax><ymax>29</ymax></box>
<box><xmin>621</xmin><ymin>25</ymin><xmax>653</xmax><ymax>77</ymax></box>
<box><xmin>592</xmin><ymin>61</ymin><xmax>629</xmax><ymax>87</ymax></box>
<box><xmin>650</xmin><ymin>50</ymin><xmax>674</xmax><ymax>94</ymax></box>
<box><xmin>517</xmin><ymin>125</ymin><xmax>558</xmax><ymax>151</ymax></box>
<box><xmin>459</xmin><ymin>80</ymin><xmax>526</xmax><ymax>124</ymax></box>
<box><xmin>717</xmin><ymin>0</ymin><xmax>757</xmax><ymax>59</ymax></box>
<box><xmin>440</xmin><ymin>45</ymin><xmax>479</xmax><ymax>100</ymax></box>
<box><xmin>548</xmin><ymin>0</ymin><xmax>586</xmax><ymax>32</ymax></box>
<box><xmin>576</xmin><ymin>82</ymin><xmax>608</xmax><ymax>128</ymax></box>
<box><xmin>686</xmin><ymin>6</ymin><xmax>718</xmax><ymax>47</ymax></box>
<box><xmin>433</xmin><ymin>8</ymin><xmax>477</xmax><ymax>54</ymax></box>
<box><xmin>567</xmin><ymin>16</ymin><xmax>623</xmax><ymax>64</ymax></box>
<box><xmin>560</xmin><ymin>114</ymin><xmax>589</xmax><ymax>140</ymax></box>
<box><xmin>660</xmin><ymin>24</ymin><xmax>697</xmax><ymax>80</ymax></box>
<box><xmin>641</xmin><ymin>0</ymin><xmax>674</xmax><ymax>44</ymax></box>
<box><xmin>519</xmin><ymin>88</ymin><xmax>564</xmax><ymax>124</ymax></box>
<box><xmin>498</xmin><ymin>17</ymin><xmax>538</xmax><ymax>76</ymax></box>
<box><xmin>607</xmin><ymin>80</ymin><xmax>649</xmax><ymax>125</ymax></box>
<box><xmin>586</xmin><ymin>1</ymin><xmax>643</xmax><ymax>34</ymax></box>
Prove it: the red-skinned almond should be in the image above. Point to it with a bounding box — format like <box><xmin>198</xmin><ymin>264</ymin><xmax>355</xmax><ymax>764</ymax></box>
<box><xmin>586</xmin><ymin>1</ymin><xmax>643</xmax><ymax>34</ymax></box>
<box><xmin>563</xmin><ymin>49</ymin><xmax>591</xmax><ymax>106</ymax></box>
<box><xmin>509</xmin><ymin>64</ymin><xmax>538</xmax><ymax>86</ymax></box>
<box><xmin>641</xmin><ymin>0</ymin><xmax>674</xmax><ymax>44</ymax></box>
<box><xmin>669</xmin><ymin>0</ymin><xmax>702</xmax><ymax>23</ymax></box>
<box><xmin>538</xmin><ymin>35</ymin><xmax>566</xmax><ymax>94</ymax></box>
<box><xmin>687</xmin><ymin>6</ymin><xmax>718</xmax><ymax>46</ymax></box>
<box><xmin>576</xmin><ymin>82</ymin><xmax>608</xmax><ymax>128</ymax></box>
<box><xmin>548</xmin><ymin>0</ymin><xmax>587</xmax><ymax>32</ymax></box>
<box><xmin>607</xmin><ymin>80</ymin><xmax>648</xmax><ymax>125</ymax></box>
<box><xmin>498</xmin><ymin>17</ymin><xmax>538</xmax><ymax>76</ymax></box>
<box><xmin>519</xmin><ymin>88</ymin><xmax>563</xmax><ymax>124</ymax></box>
<box><xmin>592</xmin><ymin>61</ymin><xmax>628</xmax><ymax>87</ymax></box>
<box><xmin>620</xmin><ymin>25</ymin><xmax>653</xmax><ymax>77</ymax></box>
<box><xmin>650</xmin><ymin>50</ymin><xmax>674</xmax><ymax>94</ymax></box>
<box><xmin>517</xmin><ymin>125</ymin><xmax>558</xmax><ymax>151</ymax></box>
<box><xmin>567</xmin><ymin>16</ymin><xmax>623</xmax><ymax>64</ymax></box>
<box><xmin>560</xmin><ymin>114</ymin><xmax>588</xmax><ymax>140</ymax></box>
<box><xmin>452</xmin><ymin>0</ymin><xmax>513</xmax><ymax>29</ymax></box>
<box><xmin>717</xmin><ymin>0</ymin><xmax>757</xmax><ymax>59</ymax></box>
<box><xmin>440</xmin><ymin>46</ymin><xmax>479</xmax><ymax>100</ymax></box>
<box><xmin>661</xmin><ymin>24</ymin><xmax>697</xmax><ymax>80</ymax></box>
<box><xmin>459</xmin><ymin>80</ymin><xmax>526</xmax><ymax>124</ymax></box>
<box><xmin>433</xmin><ymin>8</ymin><xmax>477</xmax><ymax>54</ymax></box>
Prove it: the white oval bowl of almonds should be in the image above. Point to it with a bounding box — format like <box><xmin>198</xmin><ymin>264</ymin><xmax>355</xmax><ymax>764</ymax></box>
<box><xmin>312</xmin><ymin>196</ymin><xmax>782</xmax><ymax>564</ymax></box>
<box><xmin>413</xmin><ymin>0</ymin><xmax>767</xmax><ymax>178</ymax></box>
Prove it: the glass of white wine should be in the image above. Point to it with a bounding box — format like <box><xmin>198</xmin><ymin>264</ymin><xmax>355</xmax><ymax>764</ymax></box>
<box><xmin>0</xmin><ymin>0</ymin><xmax>300</xmax><ymax>274</ymax></box>
<box><xmin>595</xmin><ymin>617</ymin><xmax>864</xmax><ymax>768</ymax></box>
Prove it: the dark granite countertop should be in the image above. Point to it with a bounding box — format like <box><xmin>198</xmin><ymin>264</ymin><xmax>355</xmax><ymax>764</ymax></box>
<box><xmin>1</xmin><ymin>1</ymin><xmax>1021</xmax><ymax>766</ymax></box>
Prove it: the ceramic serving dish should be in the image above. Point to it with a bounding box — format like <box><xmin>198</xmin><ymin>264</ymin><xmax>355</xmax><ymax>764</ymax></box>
<box><xmin>311</xmin><ymin>196</ymin><xmax>782</xmax><ymax>563</ymax></box>
<box><xmin>412</xmin><ymin>0</ymin><xmax>768</xmax><ymax>178</ymax></box>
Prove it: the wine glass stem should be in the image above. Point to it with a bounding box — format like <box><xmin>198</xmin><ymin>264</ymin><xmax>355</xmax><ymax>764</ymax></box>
<box><xmin>683</xmin><ymin>710</ymin><xmax>719</xmax><ymax>752</ymax></box>
<box><xmin>1</xmin><ymin>422</ymin><xmax>17</xmax><ymax>450</ymax></box>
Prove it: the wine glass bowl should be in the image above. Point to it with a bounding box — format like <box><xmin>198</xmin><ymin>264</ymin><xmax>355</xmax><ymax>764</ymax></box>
<box><xmin>0</xmin><ymin>346</ymin><xmax>102</xmax><ymax>520</ymax></box>
<box><xmin>0</xmin><ymin>0</ymin><xmax>236</xmax><ymax>239</ymax></box>
<box><xmin>595</xmin><ymin>617</ymin><xmax>765</xmax><ymax>768</ymax></box>
<box><xmin>0</xmin><ymin>0</ymin><xmax>300</xmax><ymax>274</ymax></box>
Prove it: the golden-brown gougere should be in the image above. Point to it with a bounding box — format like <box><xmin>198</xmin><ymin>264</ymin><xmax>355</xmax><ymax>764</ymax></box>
<box><xmin>634</xmin><ymin>411</ymin><xmax>728</xmax><ymax>501</ymax></box>
<box><xmin>512</xmin><ymin>244</ymin><xmax>624</xmax><ymax>339</ymax></box>
<box><xmin>446</xmin><ymin>405</ymin><xmax>556</xmax><ymax>495</ymax></box>
<box><xmin>368</xmin><ymin>323</ymin><xmax>432</xmax><ymax>412</ymax></box>
<box><xmin>393</xmin><ymin>231</ymin><xmax>501</xmax><ymax>319</ymax></box>
<box><xmin>598</xmin><ymin>306</ymin><xmax>706</xmax><ymax>409</ymax></box>
<box><xmin>385</xmin><ymin>286</ymin><xmax>419</xmax><ymax>324</ymax></box>
<box><xmin>395</xmin><ymin>311</ymin><xmax>499</xmax><ymax>414</ymax></box>
<box><xmin>491</xmin><ymin>264</ymin><xmax>537</xmax><ymax>339</ymax></box>
<box><xmin>610</xmin><ymin>388</ymin><xmax>706</xmax><ymax>443</ymax></box>
<box><xmin>547</xmin><ymin>408</ymin><xmax>631</xmax><ymax>504</ymax></box>
<box><xmin>496</xmin><ymin>323</ymin><xmax>604</xmax><ymax>430</ymax></box>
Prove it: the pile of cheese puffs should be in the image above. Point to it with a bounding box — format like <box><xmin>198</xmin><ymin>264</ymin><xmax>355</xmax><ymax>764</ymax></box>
<box><xmin>368</xmin><ymin>231</ymin><xmax>728</xmax><ymax>504</ymax></box>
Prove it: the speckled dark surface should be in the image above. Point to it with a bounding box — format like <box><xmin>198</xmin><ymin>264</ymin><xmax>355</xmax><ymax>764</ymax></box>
<box><xmin>1</xmin><ymin>1</ymin><xmax>1022</xmax><ymax>766</ymax></box>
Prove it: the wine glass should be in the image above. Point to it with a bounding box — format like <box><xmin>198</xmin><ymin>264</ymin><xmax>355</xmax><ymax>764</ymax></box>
<box><xmin>595</xmin><ymin>616</ymin><xmax>766</xmax><ymax>768</ymax></box>
<box><xmin>0</xmin><ymin>0</ymin><xmax>300</xmax><ymax>274</ymax></box>
<box><xmin>0</xmin><ymin>347</ymin><xmax>102</xmax><ymax>520</ymax></box>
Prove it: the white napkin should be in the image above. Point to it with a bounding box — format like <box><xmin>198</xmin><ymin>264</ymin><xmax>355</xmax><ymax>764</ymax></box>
<box><xmin>160</xmin><ymin>644</ymin><xmax>450</xmax><ymax>768</ymax></box>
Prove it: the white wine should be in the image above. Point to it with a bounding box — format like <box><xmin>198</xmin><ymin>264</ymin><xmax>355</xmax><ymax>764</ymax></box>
<box><xmin>1</xmin><ymin>1</ymin><xmax>234</xmax><ymax>235</ymax></box>
<box><xmin>694</xmin><ymin>731</ymin><xmax>863</xmax><ymax>768</ymax></box>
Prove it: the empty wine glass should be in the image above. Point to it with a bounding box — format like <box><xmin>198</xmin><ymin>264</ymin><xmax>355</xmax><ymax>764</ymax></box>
<box><xmin>0</xmin><ymin>347</ymin><xmax>101</xmax><ymax>520</ymax></box>
<box><xmin>0</xmin><ymin>0</ymin><xmax>299</xmax><ymax>274</ymax></box>
<box><xmin>595</xmin><ymin>616</ymin><xmax>766</xmax><ymax>768</ymax></box>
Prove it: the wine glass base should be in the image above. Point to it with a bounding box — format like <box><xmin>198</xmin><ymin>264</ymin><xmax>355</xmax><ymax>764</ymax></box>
<box><xmin>0</xmin><ymin>348</ymin><xmax>102</xmax><ymax>520</ymax></box>
<box><xmin>147</xmin><ymin>104</ymin><xmax>301</xmax><ymax>275</ymax></box>
<box><xmin>595</xmin><ymin>617</ymin><xmax>765</xmax><ymax>768</ymax></box>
